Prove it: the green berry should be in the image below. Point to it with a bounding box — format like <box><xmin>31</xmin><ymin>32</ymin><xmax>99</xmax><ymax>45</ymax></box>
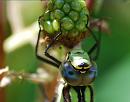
<box><xmin>44</xmin><ymin>11</ymin><xmax>50</xmax><ymax>20</ymax></box>
<box><xmin>69</xmin><ymin>11</ymin><xmax>79</xmax><ymax>21</ymax></box>
<box><xmin>80</xmin><ymin>14</ymin><xmax>88</xmax><ymax>23</ymax></box>
<box><xmin>78</xmin><ymin>0</ymin><xmax>86</xmax><ymax>8</ymax></box>
<box><xmin>64</xmin><ymin>0</ymin><xmax>72</xmax><ymax>3</ymax></box>
<box><xmin>71</xmin><ymin>0</ymin><xmax>82</xmax><ymax>12</ymax></box>
<box><xmin>43</xmin><ymin>21</ymin><xmax>54</xmax><ymax>34</ymax></box>
<box><xmin>55</xmin><ymin>0</ymin><xmax>64</xmax><ymax>9</ymax></box>
<box><xmin>63</xmin><ymin>3</ymin><xmax>70</xmax><ymax>13</ymax></box>
<box><xmin>70</xmin><ymin>28</ymin><xmax>79</xmax><ymax>37</ymax></box>
<box><xmin>52</xmin><ymin>19</ymin><xmax>60</xmax><ymax>31</ymax></box>
<box><xmin>54</xmin><ymin>9</ymin><xmax>65</xmax><ymax>20</ymax></box>
<box><xmin>76</xmin><ymin>20</ymin><xmax>86</xmax><ymax>31</ymax></box>
<box><xmin>41</xmin><ymin>0</ymin><xmax>89</xmax><ymax>35</ymax></box>
<box><xmin>80</xmin><ymin>8</ymin><xmax>89</xmax><ymax>15</ymax></box>
<box><xmin>50</xmin><ymin>12</ymin><xmax>55</xmax><ymax>20</ymax></box>
<box><xmin>61</xmin><ymin>17</ymin><xmax>74</xmax><ymax>30</ymax></box>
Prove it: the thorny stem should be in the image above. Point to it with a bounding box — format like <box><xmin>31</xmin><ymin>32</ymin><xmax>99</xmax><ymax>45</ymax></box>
<box><xmin>0</xmin><ymin>67</ymin><xmax>53</xmax><ymax>88</ymax></box>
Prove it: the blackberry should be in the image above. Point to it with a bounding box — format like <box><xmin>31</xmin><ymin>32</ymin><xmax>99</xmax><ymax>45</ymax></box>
<box><xmin>40</xmin><ymin>0</ymin><xmax>89</xmax><ymax>48</ymax></box>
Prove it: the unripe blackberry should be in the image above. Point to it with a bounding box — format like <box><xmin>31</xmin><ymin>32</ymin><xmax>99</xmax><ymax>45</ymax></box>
<box><xmin>40</xmin><ymin>0</ymin><xmax>89</xmax><ymax>48</ymax></box>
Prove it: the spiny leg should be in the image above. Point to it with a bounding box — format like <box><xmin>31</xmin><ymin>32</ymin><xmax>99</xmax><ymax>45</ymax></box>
<box><xmin>86</xmin><ymin>15</ymin><xmax>102</xmax><ymax>60</ymax></box>
<box><xmin>36</xmin><ymin>15</ymin><xmax>61</xmax><ymax>68</ymax></box>
<box><xmin>63</xmin><ymin>85</ymin><xmax>71</xmax><ymax>102</ymax></box>
<box><xmin>88</xmin><ymin>85</ymin><xmax>94</xmax><ymax>102</ymax></box>
<box><xmin>44</xmin><ymin>31</ymin><xmax>62</xmax><ymax>66</ymax></box>
<box><xmin>86</xmin><ymin>25</ymin><xmax>101</xmax><ymax>61</ymax></box>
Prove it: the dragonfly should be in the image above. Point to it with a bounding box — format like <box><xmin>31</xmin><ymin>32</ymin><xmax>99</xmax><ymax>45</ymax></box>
<box><xmin>35</xmin><ymin>0</ymin><xmax>102</xmax><ymax>101</ymax></box>
<box><xmin>36</xmin><ymin>15</ymin><xmax>101</xmax><ymax>102</ymax></box>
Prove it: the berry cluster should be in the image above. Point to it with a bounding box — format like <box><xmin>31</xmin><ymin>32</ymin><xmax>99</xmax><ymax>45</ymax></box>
<box><xmin>41</xmin><ymin>0</ymin><xmax>89</xmax><ymax>37</ymax></box>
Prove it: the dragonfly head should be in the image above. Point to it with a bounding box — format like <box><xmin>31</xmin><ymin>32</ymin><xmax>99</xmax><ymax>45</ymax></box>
<box><xmin>67</xmin><ymin>49</ymin><xmax>91</xmax><ymax>73</ymax></box>
<box><xmin>61</xmin><ymin>48</ymin><xmax>97</xmax><ymax>86</ymax></box>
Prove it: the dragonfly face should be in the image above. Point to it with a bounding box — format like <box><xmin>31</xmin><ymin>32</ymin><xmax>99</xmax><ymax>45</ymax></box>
<box><xmin>60</xmin><ymin>49</ymin><xmax>97</xmax><ymax>86</ymax></box>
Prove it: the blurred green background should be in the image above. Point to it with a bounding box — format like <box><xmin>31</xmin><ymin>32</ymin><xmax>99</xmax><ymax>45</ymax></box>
<box><xmin>2</xmin><ymin>0</ymin><xmax>130</xmax><ymax>102</ymax></box>
<box><xmin>95</xmin><ymin>1</ymin><xmax>130</xmax><ymax>102</ymax></box>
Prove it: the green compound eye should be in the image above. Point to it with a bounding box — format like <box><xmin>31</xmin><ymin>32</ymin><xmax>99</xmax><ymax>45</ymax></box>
<box><xmin>61</xmin><ymin>17</ymin><xmax>74</xmax><ymax>30</ymax></box>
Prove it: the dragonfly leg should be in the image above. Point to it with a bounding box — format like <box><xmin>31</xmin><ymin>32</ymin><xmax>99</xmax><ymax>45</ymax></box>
<box><xmin>36</xmin><ymin>15</ymin><xmax>62</xmax><ymax>68</ymax></box>
<box><xmin>63</xmin><ymin>85</ymin><xmax>71</xmax><ymax>102</ymax></box>
<box><xmin>44</xmin><ymin>32</ymin><xmax>62</xmax><ymax>66</ymax></box>
<box><xmin>86</xmin><ymin>26</ymin><xmax>101</xmax><ymax>61</ymax></box>
<box><xmin>88</xmin><ymin>85</ymin><xmax>94</xmax><ymax>102</ymax></box>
